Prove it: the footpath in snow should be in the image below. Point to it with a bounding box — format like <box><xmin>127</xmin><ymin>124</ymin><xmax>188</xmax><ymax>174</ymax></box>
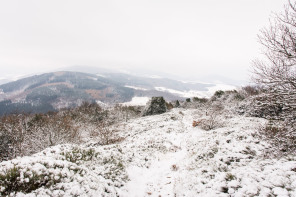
<box><xmin>0</xmin><ymin>108</ymin><xmax>295</xmax><ymax>196</ymax></box>
<box><xmin>120</xmin><ymin>109</ymin><xmax>296</xmax><ymax>196</ymax></box>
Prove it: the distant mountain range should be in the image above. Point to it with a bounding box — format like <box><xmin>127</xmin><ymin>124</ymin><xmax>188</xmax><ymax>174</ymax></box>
<box><xmin>0</xmin><ymin>70</ymin><xmax>235</xmax><ymax>115</ymax></box>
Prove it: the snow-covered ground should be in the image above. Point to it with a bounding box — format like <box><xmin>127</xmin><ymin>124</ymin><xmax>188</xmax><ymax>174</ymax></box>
<box><xmin>122</xmin><ymin>96</ymin><xmax>150</xmax><ymax>106</ymax></box>
<box><xmin>95</xmin><ymin>74</ymin><xmax>107</xmax><ymax>78</ymax></box>
<box><xmin>124</xmin><ymin>85</ymin><xmax>148</xmax><ymax>91</ymax></box>
<box><xmin>155</xmin><ymin>84</ymin><xmax>237</xmax><ymax>98</ymax></box>
<box><xmin>0</xmin><ymin>108</ymin><xmax>295</xmax><ymax>196</ymax></box>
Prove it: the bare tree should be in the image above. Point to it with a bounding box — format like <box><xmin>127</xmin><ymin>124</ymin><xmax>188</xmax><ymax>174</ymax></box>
<box><xmin>252</xmin><ymin>0</ymin><xmax>296</xmax><ymax>154</ymax></box>
<box><xmin>253</xmin><ymin>0</ymin><xmax>296</xmax><ymax>87</ymax></box>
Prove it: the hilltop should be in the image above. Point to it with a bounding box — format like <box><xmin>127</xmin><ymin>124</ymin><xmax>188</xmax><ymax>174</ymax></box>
<box><xmin>0</xmin><ymin>93</ymin><xmax>295</xmax><ymax>196</ymax></box>
<box><xmin>0</xmin><ymin>71</ymin><xmax>234</xmax><ymax>115</ymax></box>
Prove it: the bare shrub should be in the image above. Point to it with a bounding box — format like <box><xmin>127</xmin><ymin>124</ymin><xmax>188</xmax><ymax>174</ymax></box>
<box><xmin>0</xmin><ymin>114</ymin><xmax>29</xmax><ymax>161</ymax></box>
<box><xmin>0</xmin><ymin>112</ymin><xmax>81</xmax><ymax>162</ymax></box>
<box><xmin>165</xmin><ymin>102</ymin><xmax>174</xmax><ymax>110</ymax></box>
<box><xmin>242</xmin><ymin>85</ymin><xmax>261</xmax><ymax>97</ymax></box>
<box><xmin>259</xmin><ymin>121</ymin><xmax>296</xmax><ymax>157</ymax></box>
<box><xmin>171</xmin><ymin>164</ymin><xmax>179</xmax><ymax>171</ymax></box>
<box><xmin>193</xmin><ymin>97</ymin><xmax>208</xmax><ymax>103</ymax></box>
<box><xmin>96</xmin><ymin>121</ymin><xmax>123</xmax><ymax>145</ymax></box>
<box><xmin>0</xmin><ymin>101</ymin><xmax>140</xmax><ymax>162</ymax></box>
<box><xmin>192</xmin><ymin>120</ymin><xmax>204</xmax><ymax>127</ymax></box>
<box><xmin>114</xmin><ymin>104</ymin><xmax>142</xmax><ymax>122</ymax></box>
<box><xmin>201</xmin><ymin>103</ymin><xmax>224</xmax><ymax>131</ymax></box>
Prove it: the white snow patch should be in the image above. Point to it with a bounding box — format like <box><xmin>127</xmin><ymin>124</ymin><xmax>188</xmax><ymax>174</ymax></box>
<box><xmin>206</xmin><ymin>83</ymin><xmax>237</xmax><ymax>94</ymax></box>
<box><xmin>96</xmin><ymin>100</ymin><xmax>107</xmax><ymax>107</ymax></box>
<box><xmin>88</xmin><ymin>76</ymin><xmax>98</xmax><ymax>81</ymax></box>
<box><xmin>154</xmin><ymin>87</ymin><xmax>208</xmax><ymax>98</ymax></box>
<box><xmin>125</xmin><ymin>85</ymin><xmax>148</xmax><ymax>91</ymax></box>
<box><xmin>122</xmin><ymin>97</ymin><xmax>149</xmax><ymax>106</ymax></box>
<box><xmin>155</xmin><ymin>83</ymin><xmax>237</xmax><ymax>98</ymax></box>
<box><xmin>96</xmin><ymin>74</ymin><xmax>107</xmax><ymax>78</ymax></box>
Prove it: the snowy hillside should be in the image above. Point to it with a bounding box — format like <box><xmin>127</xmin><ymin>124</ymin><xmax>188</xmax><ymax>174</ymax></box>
<box><xmin>1</xmin><ymin>107</ymin><xmax>295</xmax><ymax>197</ymax></box>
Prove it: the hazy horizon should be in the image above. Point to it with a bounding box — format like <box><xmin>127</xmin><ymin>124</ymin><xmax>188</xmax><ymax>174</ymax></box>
<box><xmin>0</xmin><ymin>0</ymin><xmax>285</xmax><ymax>85</ymax></box>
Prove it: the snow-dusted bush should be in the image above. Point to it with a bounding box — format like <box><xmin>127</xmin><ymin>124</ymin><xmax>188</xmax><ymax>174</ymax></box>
<box><xmin>258</xmin><ymin>121</ymin><xmax>296</xmax><ymax>157</ymax></box>
<box><xmin>61</xmin><ymin>146</ymin><xmax>97</xmax><ymax>164</ymax></box>
<box><xmin>0</xmin><ymin>114</ymin><xmax>28</xmax><ymax>161</ymax></box>
<box><xmin>0</xmin><ymin>144</ymin><xmax>128</xmax><ymax>196</ymax></box>
<box><xmin>251</xmin><ymin>1</ymin><xmax>296</xmax><ymax>155</ymax></box>
<box><xmin>0</xmin><ymin>111</ymin><xmax>82</xmax><ymax>161</ymax></box>
<box><xmin>165</xmin><ymin>102</ymin><xmax>174</xmax><ymax>110</ymax></box>
<box><xmin>0</xmin><ymin>157</ymin><xmax>84</xmax><ymax>196</ymax></box>
<box><xmin>0</xmin><ymin>101</ymin><xmax>143</xmax><ymax>162</ymax></box>
<box><xmin>91</xmin><ymin>121</ymin><xmax>124</xmax><ymax>145</ymax></box>
<box><xmin>213</xmin><ymin>90</ymin><xmax>225</xmax><ymax>98</ymax></box>
<box><xmin>241</xmin><ymin>85</ymin><xmax>261</xmax><ymax>97</ymax></box>
<box><xmin>113</xmin><ymin>104</ymin><xmax>142</xmax><ymax>122</ymax></box>
<box><xmin>200</xmin><ymin>104</ymin><xmax>224</xmax><ymax>131</ymax></box>
<box><xmin>192</xmin><ymin>97</ymin><xmax>208</xmax><ymax>103</ymax></box>
<box><xmin>240</xmin><ymin>90</ymin><xmax>296</xmax><ymax>156</ymax></box>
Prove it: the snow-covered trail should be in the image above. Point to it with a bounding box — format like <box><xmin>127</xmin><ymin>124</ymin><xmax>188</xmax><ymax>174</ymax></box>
<box><xmin>126</xmin><ymin>149</ymin><xmax>187</xmax><ymax>197</ymax></box>
<box><xmin>123</xmin><ymin>109</ymin><xmax>202</xmax><ymax>197</ymax></box>
<box><xmin>2</xmin><ymin>108</ymin><xmax>295</xmax><ymax>196</ymax></box>
<box><xmin>120</xmin><ymin>109</ymin><xmax>296</xmax><ymax>197</ymax></box>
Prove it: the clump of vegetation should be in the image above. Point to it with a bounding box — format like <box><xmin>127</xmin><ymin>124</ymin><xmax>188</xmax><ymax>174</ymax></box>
<box><xmin>193</xmin><ymin>97</ymin><xmax>208</xmax><ymax>103</ymax></box>
<box><xmin>233</xmin><ymin>93</ymin><xmax>245</xmax><ymax>101</ymax></box>
<box><xmin>213</xmin><ymin>90</ymin><xmax>225</xmax><ymax>98</ymax></box>
<box><xmin>258</xmin><ymin>121</ymin><xmax>295</xmax><ymax>157</ymax></box>
<box><xmin>174</xmin><ymin>100</ymin><xmax>180</xmax><ymax>107</ymax></box>
<box><xmin>201</xmin><ymin>104</ymin><xmax>224</xmax><ymax>131</ymax></box>
<box><xmin>165</xmin><ymin>102</ymin><xmax>174</xmax><ymax>110</ymax></box>
<box><xmin>171</xmin><ymin>164</ymin><xmax>179</xmax><ymax>171</ymax></box>
<box><xmin>0</xmin><ymin>165</ymin><xmax>58</xmax><ymax>195</ymax></box>
<box><xmin>101</xmin><ymin>155</ymin><xmax>127</xmax><ymax>182</ymax></box>
<box><xmin>114</xmin><ymin>104</ymin><xmax>142</xmax><ymax>122</ymax></box>
<box><xmin>61</xmin><ymin>147</ymin><xmax>97</xmax><ymax>164</ymax></box>
<box><xmin>0</xmin><ymin>161</ymin><xmax>82</xmax><ymax>196</ymax></box>
<box><xmin>0</xmin><ymin>101</ymin><xmax>138</xmax><ymax>162</ymax></box>
<box><xmin>0</xmin><ymin>112</ymin><xmax>81</xmax><ymax>162</ymax></box>
<box><xmin>250</xmin><ymin>1</ymin><xmax>296</xmax><ymax>156</ymax></box>
<box><xmin>94</xmin><ymin>123</ymin><xmax>124</xmax><ymax>145</ymax></box>
<box><xmin>225</xmin><ymin>173</ymin><xmax>236</xmax><ymax>181</ymax></box>
<box><xmin>241</xmin><ymin>85</ymin><xmax>261</xmax><ymax>97</ymax></box>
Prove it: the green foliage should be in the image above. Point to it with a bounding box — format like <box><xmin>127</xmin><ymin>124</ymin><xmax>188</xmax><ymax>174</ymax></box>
<box><xmin>233</xmin><ymin>93</ymin><xmax>245</xmax><ymax>101</ymax></box>
<box><xmin>186</xmin><ymin>98</ymin><xmax>191</xmax><ymax>102</ymax></box>
<box><xmin>102</xmin><ymin>156</ymin><xmax>126</xmax><ymax>182</ymax></box>
<box><xmin>225</xmin><ymin>173</ymin><xmax>236</xmax><ymax>181</ymax></box>
<box><xmin>192</xmin><ymin>97</ymin><xmax>208</xmax><ymax>103</ymax></box>
<box><xmin>0</xmin><ymin>165</ymin><xmax>66</xmax><ymax>195</ymax></box>
<box><xmin>61</xmin><ymin>147</ymin><xmax>97</xmax><ymax>164</ymax></box>
<box><xmin>213</xmin><ymin>90</ymin><xmax>225</xmax><ymax>98</ymax></box>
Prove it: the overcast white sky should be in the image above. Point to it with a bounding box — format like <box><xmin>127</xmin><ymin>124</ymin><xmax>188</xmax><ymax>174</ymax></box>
<box><xmin>0</xmin><ymin>0</ymin><xmax>286</xmax><ymax>84</ymax></box>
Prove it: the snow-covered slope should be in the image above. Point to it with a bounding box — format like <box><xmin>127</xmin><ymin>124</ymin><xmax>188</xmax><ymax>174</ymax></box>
<box><xmin>1</xmin><ymin>109</ymin><xmax>295</xmax><ymax>196</ymax></box>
